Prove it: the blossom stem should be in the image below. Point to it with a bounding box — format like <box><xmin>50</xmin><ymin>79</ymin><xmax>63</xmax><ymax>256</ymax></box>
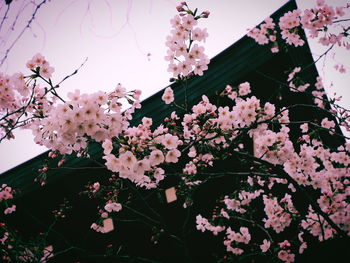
<box><xmin>123</xmin><ymin>204</ymin><xmax>160</xmax><ymax>226</ymax></box>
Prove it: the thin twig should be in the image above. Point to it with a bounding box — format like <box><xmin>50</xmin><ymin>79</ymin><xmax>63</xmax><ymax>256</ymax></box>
<box><xmin>0</xmin><ymin>0</ymin><xmax>48</xmax><ymax>67</ymax></box>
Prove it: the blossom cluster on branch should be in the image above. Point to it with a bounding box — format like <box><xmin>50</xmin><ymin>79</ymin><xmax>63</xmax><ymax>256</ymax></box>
<box><xmin>248</xmin><ymin>0</ymin><xmax>350</xmax><ymax>53</ymax></box>
<box><xmin>165</xmin><ymin>2</ymin><xmax>210</xmax><ymax>78</ymax></box>
<box><xmin>0</xmin><ymin>1</ymin><xmax>350</xmax><ymax>263</ymax></box>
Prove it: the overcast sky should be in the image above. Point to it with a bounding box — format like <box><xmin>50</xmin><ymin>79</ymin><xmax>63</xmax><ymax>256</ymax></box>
<box><xmin>0</xmin><ymin>0</ymin><xmax>349</xmax><ymax>173</ymax></box>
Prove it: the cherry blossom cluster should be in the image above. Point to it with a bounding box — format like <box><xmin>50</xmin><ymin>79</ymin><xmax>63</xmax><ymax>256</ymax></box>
<box><xmin>104</xmin><ymin>202</ymin><xmax>122</xmax><ymax>213</ymax></box>
<box><xmin>2</xmin><ymin>68</ymin><xmax>348</xmax><ymax>262</ymax></box>
<box><xmin>310</xmin><ymin>76</ymin><xmax>327</xmax><ymax>108</ymax></box>
<box><xmin>196</xmin><ymin>214</ymin><xmax>225</xmax><ymax>235</ymax></box>
<box><xmin>0</xmin><ymin>201</ymin><xmax>67</xmax><ymax>262</ymax></box>
<box><xmin>165</xmin><ymin>2</ymin><xmax>210</xmax><ymax>79</ymax></box>
<box><xmin>248</xmin><ymin>0</ymin><xmax>350</xmax><ymax>52</ymax></box>
<box><xmin>90</xmin><ymin>201</ymin><xmax>122</xmax><ymax>233</ymax></box>
<box><xmin>0</xmin><ymin>72</ymin><xmax>29</xmax><ymax>115</ymax></box>
<box><xmin>28</xmin><ymin>84</ymin><xmax>141</xmax><ymax>155</ymax></box>
<box><xmin>175</xmin><ymin>85</ymin><xmax>290</xmax><ymax>188</ymax></box>
<box><xmin>253</xmin><ymin>127</ymin><xmax>294</xmax><ymax>165</ymax></box>
<box><xmin>262</xmin><ymin>194</ymin><xmax>297</xmax><ymax>233</ymax></box>
<box><xmin>0</xmin><ymin>222</ymin><xmax>54</xmax><ymax>263</ymax></box>
<box><xmin>26</xmin><ymin>53</ymin><xmax>55</xmax><ymax>79</ymax></box>
<box><xmin>283</xmin><ymin>138</ymin><xmax>350</xmax><ymax>241</ymax></box>
<box><xmin>100</xmin><ymin>115</ymin><xmax>183</xmax><ymax>189</ymax></box>
<box><xmin>247</xmin><ymin>18</ymin><xmax>279</xmax><ymax>53</ymax></box>
<box><xmin>223</xmin><ymin>82</ymin><xmax>251</xmax><ymax>100</ymax></box>
<box><xmin>0</xmin><ymin>184</ymin><xmax>13</xmax><ymax>202</ymax></box>
<box><xmin>287</xmin><ymin>67</ymin><xmax>310</xmax><ymax>92</ymax></box>
<box><xmin>301</xmin><ymin>0</ymin><xmax>349</xmax><ymax>48</ymax></box>
<box><xmin>223</xmin><ymin>189</ymin><xmax>264</xmax><ymax>215</ymax></box>
<box><xmin>277</xmin><ymin>240</ymin><xmax>295</xmax><ymax>263</ymax></box>
<box><xmin>0</xmin><ymin>72</ymin><xmax>35</xmax><ymax>140</ymax></box>
<box><xmin>0</xmin><ymin>184</ymin><xmax>16</xmax><ymax>215</ymax></box>
<box><xmin>223</xmin><ymin>227</ymin><xmax>251</xmax><ymax>255</ymax></box>
<box><xmin>1</xmin><ymin>54</ymin><xmax>72</xmax><ymax>142</ymax></box>
<box><xmin>186</xmin><ymin>89</ymin><xmax>349</xmax><ymax>262</ymax></box>
<box><xmin>286</xmin><ymin>68</ymin><xmax>345</xmax><ymax>121</ymax></box>
<box><xmin>278</xmin><ymin>9</ymin><xmax>305</xmax><ymax>47</ymax></box>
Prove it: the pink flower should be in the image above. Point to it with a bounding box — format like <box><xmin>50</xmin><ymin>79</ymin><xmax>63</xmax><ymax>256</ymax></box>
<box><xmin>287</xmin><ymin>67</ymin><xmax>301</xmax><ymax>82</ymax></box>
<box><xmin>300</xmin><ymin>123</ymin><xmax>308</xmax><ymax>133</ymax></box>
<box><xmin>336</xmin><ymin>7</ymin><xmax>345</xmax><ymax>16</ymax></box>
<box><xmin>104</xmin><ymin>202</ymin><xmax>122</xmax><ymax>213</ymax></box>
<box><xmin>188</xmin><ymin>146</ymin><xmax>197</xmax><ymax>157</ymax></box>
<box><xmin>142</xmin><ymin>117</ymin><xmax>153</xmax><ymax>127</ymax></box>
<box><xmin>278</xmin><ymin>250</ymin><xmax>288</xmax><ymax>261</ymax></box>
<box><xmin>201</xmin><ymin>10</ymin><xmax>210</xmax><ymax>18</ymax></box>
<box><xmin>175</xmin><ymin>43</ymin><xmax>188</xmax><ymax>57</ymax></box>
<box><xmin>196</xmin><ymin>214</ymin><xmax>209</xmax><ymax>232</ymax></box>
<box><xmin>165</xmin><ymin>149</ymin><xmax>181</xmax><ymax>163</ymax></box>
<box><xmin>193</xmin><ymin>60</ymin><xmax>209</xmax><ymax>76</ymax></box>
<box><xmin>162</xmin><ymin>87</ymin><xmax>174</xmax><ymax>104</ymax></box>
<box><xmin>176</xmin><ymin>5</ymin><xmax>185</xmax><ymax>12</ymax></box>
<box><xmin>182</xmin><ymin>14</ymin><xmax>197</xmax><ymax>30</ymax></box>
<box><xmin>321</xmin><ymin>118</ymin><xmax>335</xmax><ymax>129</ymax></box>
<box><xmin>277</xmin><ymin>250</ymin><xmax>295</xmax><ymax>263</ymax></box>
<box><xmin>4</xmin><ymin>205</ymin><xmax>16</xmax><ymax>215</ymax></box>
<box><xmin>101</xmin><ymin>212</ymin><xmax>108</xmax><ymax>218</ymax></box>
<box><xmin>153</xmin><ymin>167</ymin><xmax>165</xmax><ymax>183</ymax></box>
<box><xmin>119</xmin><ymin>151</ymin><xmax>137</xmax><ymax>169</ymax></box>
<box><xmin>227</xmin><ymin>246</ymin><xmax>244</xmax><ymax>255</ymax></box>
<box><xmin>27</xmin><ymin>53</ymin><xmax>45</xmax><ymax>69</ymax></box>
<box><xmin>239</xmin><ymin>227</ymin><xmax>251</xmax><ymax>244</ymax></box>
<box><xmin>178</xmin><ymin>61</ymin><xmax>191</xmax><ymax>76</ymax></box>
<box><xmin>167</xmin><ymin>62</ymin><xmax>181</xmax><ymax>77</ymax></box>
<box><xmin>133</xmin><ymin>159</ymin><xmax>151</xmax><ymax>175</ymax></box>
<box><xmin>183</xmin><ymin>161</ymin><xmax>197</xmax><ymax>174</ymax></box>
<box><xmin>299</xmin><ymin>242</ymin><xmax>307</xmax><ymax>254</ymax></box>
<box><xmin>40</xmin><ymin>65</ymin><xmax>55</xmax><ymax>79</ymax></box>
<box><xmin>103</xmin><ymin>154</ymin><xmax>121</xmax><ymax>173</ymax></box>
<box><xmin>260</xmin><ymin>239</ymin><xmax>271</xmax><ymax>252</ymax></box>
<box><xmin>271</xmin><ymin>46</ymin><xmax>279</xmax><ymax>53</ymax></box>
<box><xmin>102</xmin><ymin>139</ymin><xmax>113</xmax><ymax>155</ymax></box>
<box><xmin>269</xmin><ymin>35</ymin><xmax>277</xmax><ymax>42</ymax></box>
<box><xmin>192</xmin><ymin>28</ymin><xmax>208</xmax><ymax>42</ymax></box>
<box><xmin>238</xmin><ymin>82</ymin><xmax>251</xmax><ymax>96</ymax></box>
<box><xmin>92</xmin><ymin>182</ymin><xmax>100</xmax><ymax>193</ymax></box>
<box><xmin>170</xmin><ymin>15</ymin><xmax>182</xmax><ymax>28</ymax></box>
<box><xmin>264</xmin><ymin>102</ymin><xmax>275</xmax><ymax>117</ymax></box>
<box><xmin>149</xmin><ymin>149</ymin><xmax>165</xmax><ymax>166</ymax></box>
<box><xmin>162</xmin><ymin>134</ymin><xmax>179</xmax><ymax>149</ymax></box>
<box><xmin>316</xmin><ymin>0</ymin><xmax>325</xmax><ymax>7</ymax></box>
<box><xmin>90</xmin><ymin>223</ymin><xmax>105</xmax><ymax>233</ymax></box>
<box><xmin>190</xmin><ymin>44</ymin><xmax>205</xmax><ymax>59</ymax></box>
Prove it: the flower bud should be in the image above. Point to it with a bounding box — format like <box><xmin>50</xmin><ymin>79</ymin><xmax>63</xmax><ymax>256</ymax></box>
<box><xmin>202</xmin><ymin>11</ymin><xmax>210</xmax><ymax>18</ymax></box>
<box><xmin>176</xmin><ymin>5</ymin><xmax>185</xmax><ymax>12</ymax></box>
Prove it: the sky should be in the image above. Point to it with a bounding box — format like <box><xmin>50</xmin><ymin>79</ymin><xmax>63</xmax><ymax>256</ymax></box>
<box><xmin>0</xmin><ymin>0</ymin><xmax>349</xmax><ymax>173</ymax></box>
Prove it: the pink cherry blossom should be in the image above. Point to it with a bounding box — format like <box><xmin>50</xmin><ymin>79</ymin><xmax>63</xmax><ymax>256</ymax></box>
<box><xmin>4</xmin><ymin>205</ymin><xmax>16</xmax><ymax>215</ymax></box>
<box><xmin>104</xmin><ymin>202</ymin><xmax>122</xmax><ymax>213</ymax></box>
<box><xmin>162</xmin><ymin>87</ymin><xmax>174</xmax><ymax>104</ymax></box>
<box><xmin>260</xmin><ymin>239</ymin><xmax>271</xmax><ymax>252</ymax></box>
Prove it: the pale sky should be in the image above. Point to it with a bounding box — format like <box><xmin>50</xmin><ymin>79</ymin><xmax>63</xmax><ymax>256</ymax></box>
<box><xmin>0</xmin><ymin>0</ymin><xmax>349</xmax><ymax>173</ymax></box>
